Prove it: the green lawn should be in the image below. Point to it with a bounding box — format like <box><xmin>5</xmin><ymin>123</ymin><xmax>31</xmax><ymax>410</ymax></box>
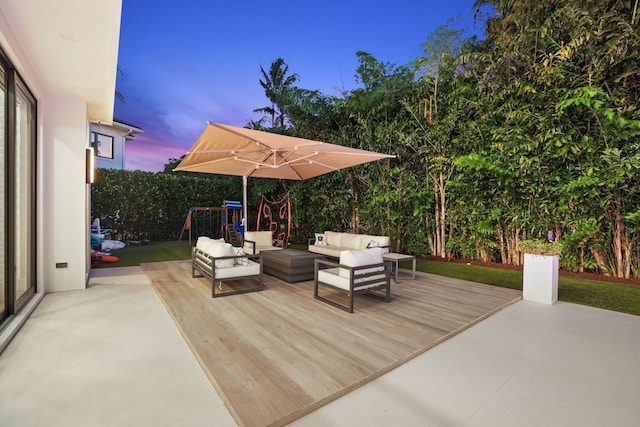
<box><xmin>96</xmin><ymin>241</ymin><xmax>640</xmax><ymax>316</ymax></box>
<box><xmin>95</xmin><ymin>240</ymin><xmax>193</xmax><ymax>267</ymax></box>
<box><xmin>418</xmin><ymin>260</ymin><xmax>640</xmax><ymax>316</ymax></box>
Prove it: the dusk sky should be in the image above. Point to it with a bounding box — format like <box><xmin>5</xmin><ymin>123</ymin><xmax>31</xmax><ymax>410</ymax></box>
<box><xmin>115</xmin><ymin>0</ymin><xmax>487</xmax><ymax>172</ymax></box>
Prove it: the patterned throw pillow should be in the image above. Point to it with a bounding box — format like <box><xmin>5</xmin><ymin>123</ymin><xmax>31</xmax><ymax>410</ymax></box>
<box><xmin>315</xmin><ymin>233</ymin><xmax>328</xmax><ymax>246</ymax></box>
<box><xmin>367</xmin><ymin>239</ymin><xmax>380</xmax><ymax>248</ymax></box>
<box><xmin>232</xmin><ymin>246</ymin><xmax>250</xmax><ymax>266</ymax></box>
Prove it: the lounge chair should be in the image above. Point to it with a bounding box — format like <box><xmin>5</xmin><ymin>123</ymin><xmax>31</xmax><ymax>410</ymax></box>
<box><xmin>314</xmin><ymin>247</ymin><xmax>392</xmax><ymax>313</ymax></box>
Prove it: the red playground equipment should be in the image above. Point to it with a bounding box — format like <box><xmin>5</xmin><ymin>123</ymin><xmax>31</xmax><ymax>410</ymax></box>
<box><xmin>256</xmin><ymin>193</ymin><xmax>291</xmax><ymax>248</ymax></box>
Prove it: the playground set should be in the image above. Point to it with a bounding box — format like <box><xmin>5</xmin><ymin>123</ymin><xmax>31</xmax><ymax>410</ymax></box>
<box><xmin>179</xmin><ymin>200</ymin><xmax>244</xmax><ymax>244</ymax></box>
<box><xmin>178</xmin><ymin>194</ymin><xmax>292</xmax><ymax>248</ymax></box>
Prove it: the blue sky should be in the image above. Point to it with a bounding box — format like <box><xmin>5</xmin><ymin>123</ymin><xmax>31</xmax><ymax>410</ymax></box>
<box><xmin>115</xmin><ymin>0</ymin><xmax>486</xmax><ymax>172</ymax></box>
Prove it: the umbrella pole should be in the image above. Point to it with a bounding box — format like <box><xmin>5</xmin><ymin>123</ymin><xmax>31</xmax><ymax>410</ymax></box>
<box><xmin>242</xmin><ymin>175</ymin><xmax>248</xmax><ymax>231</ymax></box>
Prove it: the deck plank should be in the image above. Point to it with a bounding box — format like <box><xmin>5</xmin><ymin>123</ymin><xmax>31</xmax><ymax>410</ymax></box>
<box><xmin>142</xmin><ymin>260</ymin><xmax>521</xmax><ymax>427</ymax></box>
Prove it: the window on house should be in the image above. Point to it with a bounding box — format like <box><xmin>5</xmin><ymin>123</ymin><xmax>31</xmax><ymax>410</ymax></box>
<box><xmin>91</xmin><ymin>132</ymin><xmax>114</xmax><ymax>159</ymax></box>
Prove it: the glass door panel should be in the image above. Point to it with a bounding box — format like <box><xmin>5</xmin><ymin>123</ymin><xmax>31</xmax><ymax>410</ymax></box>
<box><xmin>0</xmin><ymin>66</ymin><xmax>6</xmax><ymax>318</ymax></box>
<box><xmin>14</xmin><ymin>77</ymin><xmax>35</xmax><ymax>304</ymax></box>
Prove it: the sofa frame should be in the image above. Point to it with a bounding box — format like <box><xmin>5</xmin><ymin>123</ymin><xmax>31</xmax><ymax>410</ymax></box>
<box><xmin>313</xmin><ymin>258</ymin><xmax>392</xmax><ymax>313</ymax></box>
<box><xmin>192</xmin><ymin>246</ymin><xmax>263</xmax><ymax>298</ymax></box>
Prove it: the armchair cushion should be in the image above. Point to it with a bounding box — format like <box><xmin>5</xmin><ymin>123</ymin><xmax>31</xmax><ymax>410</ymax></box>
<box><xmin>314</xmin><ymin>249</ymin><xmax>392</xmax><ymax>313</ymax></box>
<box><xmin>192</xmin><ymin>243</ymin><xmax>264</xmax><ymax>298</ymax></box>
<box><xmin>211</xmin><ymin>242</ymin><xmax>235</xmax><ymax>268</ymax></box>
<box><xmin>243</xmin><ymin>230</ymin><xmax>282</xmax><ymax>254</ymax></box>
<box><xmin>339</xmin><ymin>247</ymin><xmax>384</xmax><ymax>278</ymax></box>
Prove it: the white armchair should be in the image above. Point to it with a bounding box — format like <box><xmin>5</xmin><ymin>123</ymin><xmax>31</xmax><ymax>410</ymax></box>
<box><xmin>314</xmin><ymin>247</ymin><xmax>392</xmax><ymax>313</ymax></box>
<box><xmin>192</xmin><ymin>237</ymin><xmax>263</xmax><ymax>297</ymax></box>
<box><xmin>243</xmin><ymin>231</ymin><xmax>283</xmax><ymax>255</ymax></box>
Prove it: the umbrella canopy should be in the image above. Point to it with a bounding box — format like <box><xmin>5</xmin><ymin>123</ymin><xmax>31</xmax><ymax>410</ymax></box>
<box><xmin>174</xmin><ymin>121</ymin><xmax>395</xmax><ymax>226</ymax></box>
<box><xmin>175</xmin><ymin>122</ymin><xmax>394</xmax><ymax>179</ymax></box>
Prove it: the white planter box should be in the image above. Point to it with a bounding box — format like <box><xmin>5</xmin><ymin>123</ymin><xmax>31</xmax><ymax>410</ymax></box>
<box><xmin>522</xmin><ymin>253</ymin><xmax>558</xmax><ymax>304</ymax></box>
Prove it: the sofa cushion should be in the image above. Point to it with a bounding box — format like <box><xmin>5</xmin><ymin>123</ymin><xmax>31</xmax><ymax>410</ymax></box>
<box><xmin>196</xmin><ymin>236</ymin><xmax>226</xmax><ymax>254</ymax></box>
<box><xmin>339</xmin><ymin>233</ymin><xmax>362</xmax><ymax>250</ymax></box>
<box><xmin>324</xmin><ymin>231</ymin><xmax>342</xmax><ymax>247</ymax></box>
<box><xmin>339</xmin><ymin>247</ymin><xmax>384</xmax><ymax>279</ymax></box>
<box><xmin>211</xmin><ymin>242</ymin><xmax>235</xmax><ymax>268</ymax></box>
<box><xmin>318</xmin><ymin>267</ymin><xmax>387</xmax><ymax>291</ymax></box>
<box><xmin>308</xmin><ymin>245</ymin><xmax>342</xmax><ymax>257</ymax></box>
<box><xmin>245</xmin><ymin>231</ymin><xmax>272</xmax><ymax>246</ymax></box>
<box><xmin>195</xmin><ymin>236</ymin><xmax>210</xmax><ymax>251</ymax></box>
<box><xmin>215</xmin><ymin>260</ymin><xmax>260</xmax><ymax>279</ymax></box>
<box><xmin>243</xmin><ymin>231</ymin><xmax>274</xmax><ymax>254</ymax></box>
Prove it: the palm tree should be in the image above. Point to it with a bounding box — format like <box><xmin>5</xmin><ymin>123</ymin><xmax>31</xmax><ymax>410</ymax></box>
<box><xmin>254</xmin><ymin>58</ymin><xmax>299</xmax><ymax>129</ymax></box>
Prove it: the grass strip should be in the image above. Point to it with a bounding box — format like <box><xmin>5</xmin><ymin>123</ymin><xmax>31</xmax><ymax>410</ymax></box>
<box><xmin>417</xmin><ymin>259</ymin><xmax>640</xmax><ymax>316</ymax></box>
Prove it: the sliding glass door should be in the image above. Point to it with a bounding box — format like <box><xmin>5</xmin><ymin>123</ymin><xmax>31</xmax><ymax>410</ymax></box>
<box><xmin>0</xmin><ymin>48</ymin><xmax>36</xmax><ymax>324</ymax></box>
<box><xmin>14</xmin><ymin>76</ymin><xmax>36</xmax><ymax>306</ymax></box>
<box><xmin>0</xmin><ymin>64</ymin><xmax>5</xmax><ymax>319</ymax></box>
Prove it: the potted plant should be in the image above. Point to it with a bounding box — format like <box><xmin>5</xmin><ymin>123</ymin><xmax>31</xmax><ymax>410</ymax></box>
<box><xmin>518</xmin><ymin>239</ymin><xmax>563</xmax><ymax>305</ymax></box>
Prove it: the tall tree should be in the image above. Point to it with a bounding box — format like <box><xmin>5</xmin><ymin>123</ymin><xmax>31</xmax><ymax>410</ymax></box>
<box><xmin>463</xmin><ymin>0</ymin><xmax>640</xmax><ymax>276</ymax></box>
<box><xmin>254</xmin><ymin>58</ymin><xmax>299</xmax><ymax>129</ymax></box>
<box><xmin>400</xmin><ymin>22</ymin><xmax>472</xmax><ymax>258</ymax></box>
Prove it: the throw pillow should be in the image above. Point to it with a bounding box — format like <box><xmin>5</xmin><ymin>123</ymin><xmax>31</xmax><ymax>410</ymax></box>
<box><xmin>315</xmin><ymin>233</ymin><xmax>328</xmax><ymax>246</ymax></box>
<box><xmin>367</xmin><ymin>239</ymin><xmax>379</xmax><ymax>248</ymax></box>
<box><xmin>233</xmin><ymin>246</ymin><xmax>249</xmax><ymax>266</ymax></box>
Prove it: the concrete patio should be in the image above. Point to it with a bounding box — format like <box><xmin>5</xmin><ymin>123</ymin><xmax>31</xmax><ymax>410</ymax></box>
<box><xmin>1</xmin><ymin>266</ymin><xmax>639</xmax><ymax>426</ymax></box>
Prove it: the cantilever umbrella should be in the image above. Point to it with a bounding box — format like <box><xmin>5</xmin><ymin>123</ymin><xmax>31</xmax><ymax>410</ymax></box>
<box><xmin>174</xmin><ymin>121</ymin><xmax>395</xmax><ymax>225</ymax></box>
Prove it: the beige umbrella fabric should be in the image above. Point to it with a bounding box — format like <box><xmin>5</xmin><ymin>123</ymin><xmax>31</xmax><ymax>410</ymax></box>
<box><xmin>174</xmin><ymin>121</ymin><xmax>395</xmax><ymax>224</ymax></box>
<box><xmin>174</xmin><ymin>122</ymin><xmax>395</xmax><ymax>225</ymax></box>
<box><xmin>174</xmin><ymin>122</ymin><xmax>394</xmax><ymax>178</ymax></box>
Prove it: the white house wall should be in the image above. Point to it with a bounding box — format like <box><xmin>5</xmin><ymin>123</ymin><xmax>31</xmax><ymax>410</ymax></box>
<box><xmin>0</xmin><ymin>31</ymin><xmax>90</xmax><ymax>294</ymax></box>
<box><xmin>0</xmin><ymin>1</ymin><xmax>122</xmax><ymax>295</ymax></box>
<box><xmin>44</xmin><ymin>95</ymin><xmax>92</xmax><ymax>291</ymax></box>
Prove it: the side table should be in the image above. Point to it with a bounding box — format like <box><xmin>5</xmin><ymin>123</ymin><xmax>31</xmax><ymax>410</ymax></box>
<box><xmin>383</xmin><ymin>253</ymin><xmax>416</xmax><ymax>283</ymax></box>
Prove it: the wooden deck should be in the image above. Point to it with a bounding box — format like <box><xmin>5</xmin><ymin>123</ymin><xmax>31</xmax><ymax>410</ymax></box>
<box><xmin>141</xmin><ymin>260</ymin><xmax>521</xmax><ymax>427</ymax></box>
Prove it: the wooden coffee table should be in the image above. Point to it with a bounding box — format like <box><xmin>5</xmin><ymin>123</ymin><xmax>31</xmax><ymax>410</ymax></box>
<box><xmin>261</xmin><ymin>249</ymin><xmax>325</xmax><ymax>283</ymax></box>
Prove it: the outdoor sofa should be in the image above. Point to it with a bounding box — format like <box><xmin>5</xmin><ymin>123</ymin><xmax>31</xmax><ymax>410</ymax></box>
<box><xmin>308</xmin><ymin>231</ymin><xmax>390</xmax><ymax>258</ymax></box>
<box><xmin>192</xmin><ymin>236</ymin><xmax>263</xmax><ymax>297</ymax></box>
<box><xmin>314</xmin><ymin>247</ymin><xmax>392</xmax><ymax>313</ymax></box>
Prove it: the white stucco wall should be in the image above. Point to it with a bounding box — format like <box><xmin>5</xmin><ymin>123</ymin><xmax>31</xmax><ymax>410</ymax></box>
<box><xmin>0</xmin><ymin>10</ymin><xmax>93</xmax><ymax>293</ymax></box>
<box><xmin>44</xmin><ymin>96</ymin><xmax>91</xmax><ymax>291</ymax></box>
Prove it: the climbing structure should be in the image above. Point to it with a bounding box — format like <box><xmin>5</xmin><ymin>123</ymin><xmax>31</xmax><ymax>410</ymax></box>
<box><xmin>256</xmin><ymin>193</ymin><xmax>290</xmax><ymax>248</ymax></box>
